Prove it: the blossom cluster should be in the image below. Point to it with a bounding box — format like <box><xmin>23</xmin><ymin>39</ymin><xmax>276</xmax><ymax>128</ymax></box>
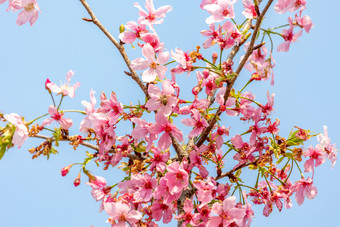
<box><xmin>0</xmin><ymin>0</ymin><xmax>337</xmax><ymax>227</ymax></box>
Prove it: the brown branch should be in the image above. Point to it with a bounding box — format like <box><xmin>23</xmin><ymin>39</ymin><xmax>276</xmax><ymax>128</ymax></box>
<box><xmin>196</xmin><ymin>0</ymin><xmax>274</xmax><ymax>148</ymax></box>
<box><xmin>79</xmin><ymin>0</ymin><xmax>150</xmax><ymax>99</ymax></box>
<box><xmin>32</xmin><ymin>134</ymin><xmax>144</xmax><ymax>161</ymax></box>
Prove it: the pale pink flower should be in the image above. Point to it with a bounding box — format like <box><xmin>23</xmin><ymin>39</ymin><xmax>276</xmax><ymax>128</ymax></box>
<box><xmin>149</xmin><ymin>147</ymin><xmax>169</xmax><ymax>173</ymax></box>
<box><xmin>154</xmin><ymin>177</ymin><xmax>181</xmax><ymax>205</ymax></box>
<box><xmin>200</xmin><ymin>0</ymin><xmax>217</xmax><ymax>9</ymax></box>
<box><xmin>171</xmin><ymin>48</ymin><xmax>194</xmax><ymax>76</ymax></box>
<box><xmin>277</xmin><ymin>26</ymin><xmax>303</xmax><ymax>52</ymax></box>
<box><xmin>148</xmin><ymin>112</ymin><xmax>183</xmax><ymax>150</ymax></box>
<box><xmin>131</xmin><ymin>43</ymin><xmax>169</xmax><ymax>82</ymax></box>
<box><xmin>206</xmin><ymin>196</ymin><xmax>246</xmax><ymax>227</ymax></box>
<box><xmin>80</xmin><ymin>89</ymin><xmax>97</xmax><ymax>133</ymax></box>
<box><xmin>200</xmin><ymin>23</ymin><xmax>221</xmax><ymax>49</ymax></box>
<box><xmin>98</xmin><ymin>91</ymin><xmax>124</xmax><ymax>118</ymax></box>
<box><xmin>292</xmin><ymin>177</ymin><xmax>317</xmax><ymax>206</ymax></box>
<box><xmin>140</xmin><ymin>33</ymin><xmax>164</xmax><ymax>53</ymax></box>
<box><xmin>86</xmin><ymin>175</ymin><xmax>109</xmax><ymax>201</ymax></box>
<box><xmin>46</xmin><ymin>70</ymin><xmax>80</xmax><ymax>98</ymax></box>
<box><xmin>193</xmin><ymin>178</ymin><xmax>216</xmax><ymax>205</ymax></box>
<box><xmin>176</xmin><ymin>198</ymin><xmax>198</xmax><ymax>226</ymax></box>
<box><xmin>211</xmin><ymin>125</ymin><xmax>230</xmax><ymax>149</ymax></box>
<box><xmin>0</xmin><ymin>0</ymin><xmax>7</xmax><ymax>5</ymax></box>
<box><xmin>105</xmin><ymin>201</ymin><xmax>142</xmax><ymax>226</ymax></box>
<box><xmin>203</xmin><ymin>0</ymin><xmax>236</xmax><ymax>24</ymax></box>
<box><xmin>242</xmin><ymin>0</ymin><xmax>257</xmax><ymax>19</ymax></box>
<box><xmin>10</xmin><ymin>0</ymin><xmax>40</xmax><ymax>26</ymax></box>
<box><xmin>317</xmin><ymin>126</ymin><xmax>337</xmax><ymax>167</ymax></box>
<box><xmin>151</xmin><ymin>199</ymin><xmax>175</xmax><ymax>224</ymax></box>
<box><xmin>118</xmin><ymin>20</ymin><xmax>148</xmax><ymax>44</ymax></box>
<box><xmin>274</xmin><ymin>0</ymin><xmax>306</xmax><ymax>14</ymax></box>
<box><xmin>134</xmin><ymin>173</ymin><xmax>157</xmax><ymax>202</ymax></box>
<box><xmin>303</xmin><ymin>145</ymin><xmax>326</xmax><ymax>174</ymax></box>
<box><xmin>4</xmin><ymin>113</ymin><xmax>28</xmax><ymax>148</ymax></box>
<box><xmin>145</xmin><ymin>80</ymin><xmax>177</xmax><ymax>116</ymax></box>
<box><xmin>181</xmin><ymin>109</ymin><xmax>208</xmax><ymax>138</ymax></box>
<box><xmin>134</xmin><ymin>0</ymin><xmax>172</xmax><ymax>31</ymax></box>
<box><xmin>294</xmin><ymin>13</ymin><xmax>313</xmax><ymax>33</ymax></box>
<box><xmin>164</xmin><ymin>162</ymin><xmax>189</xmax><ymax>195</ymax></box>
<box><xmin>42</xmin><ymin>105</ymin><xmax>73</xmax><ymax>130</ymax></box>
<box><xmin>215</xmin><ymin>86</ymin><xmax>237</xmax><ymax>116</ymax></box>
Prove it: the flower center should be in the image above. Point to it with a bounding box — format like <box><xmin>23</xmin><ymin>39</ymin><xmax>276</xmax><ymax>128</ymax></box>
<box><xmin>25</xmin><ymin>3</ymin><xmax>35</xmax><ymax>12</ymax></box>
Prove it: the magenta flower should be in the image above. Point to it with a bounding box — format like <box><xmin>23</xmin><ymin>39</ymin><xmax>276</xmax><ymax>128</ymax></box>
<box><xmin>203</xmin><ymin>0</ymin><xmax>236</xmax><ymax>24</ymax></box>
<box><xmin>131</xmin><ymin>43</ymin><xmax>169</xmax><ymax>82</ymax></box>
<box><xmin>9</xmin><ymin>0</ymin><xmax>40</xmax><ymax>26</ymax></box>
<box><xmin>42</xmin><ymin>105</ymin><xmax>73</xmax><ymax>130</ymax></box>
<box><xmin>149</xmin><ymin>112</ymin><xmax>183</xmax><ymax>150</ymax></box>
<box><xmin>145</xmin><ymin>80</ymin><xmax>177</xmax><ymax>116</ymax></box>
<box><xmin>4</xmin><ymin>113</ymin><xmax>28</xmax><ymax>148</ymax></box>
<box><xmin>292</xmin><ymin>177</ymin><xmax>317</xmax><ymax>206</ymax></box>
<box><xmin>134</xmin><ymin>0</ymin><xmax>172</xmax><ymax>31</ymax></box>
<box><xmin>105</xmin><ymin>201</ymin><xmax>142</xmax><ymax>226</ymax></box>
<box><xmin>207</xmin><ymin>196</ymin><xmax>246</xmax><ymax>227</ymax></box>
<box><xmin>46</xmin><ymin>70</ymin><xmax>80</xmax><ymax>98</ymax></box>
<box><xmin>181</xmin><ymin>109</ymin><xmax>208</xmax><ymax>138</ymax></box>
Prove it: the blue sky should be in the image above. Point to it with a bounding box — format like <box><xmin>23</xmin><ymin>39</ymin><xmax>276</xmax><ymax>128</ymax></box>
<box><xmin>0</xmin><ymin>1</ymin><xmax>339</xmax><ymax>226</ymax></box>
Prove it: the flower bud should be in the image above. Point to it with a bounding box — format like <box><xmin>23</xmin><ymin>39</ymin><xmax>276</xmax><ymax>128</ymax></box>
<box><xmin>73</xmin><ymin>172</ymin><xmax>81</xmax><ymax>187</ymax></box>
<box><xmin>212</xmin><ymin>52</ymin><xmax>218</xmax><ymax>64</ymax></box>
<box><xmin>45</xmin><ymin>78</ymin><xmax>52</xmax><ymax>93</ymax></box>
<box><xmin>61</xmin><ymin>164</ymin><xmax>73</xmax><ymax>177</ymax></box>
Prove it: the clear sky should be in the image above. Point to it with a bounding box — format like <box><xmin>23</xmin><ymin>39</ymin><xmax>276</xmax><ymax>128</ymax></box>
<box><xmin>0</xmin><ymin>1</ymin><xmax>339</xmax><ymax>227</ymax></box>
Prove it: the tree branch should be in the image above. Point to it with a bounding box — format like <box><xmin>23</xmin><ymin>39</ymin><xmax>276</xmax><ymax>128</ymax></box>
<box><xmin>79</xmin><ymin>0</ymin><xmax>150</xmax><ymax>99</ymax></box>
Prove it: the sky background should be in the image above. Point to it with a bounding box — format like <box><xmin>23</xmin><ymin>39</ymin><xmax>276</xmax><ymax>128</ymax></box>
<box><xmin>0</xmin><ymin>0</ymin><xmax>339</xmax><ymax>226</ymax></box>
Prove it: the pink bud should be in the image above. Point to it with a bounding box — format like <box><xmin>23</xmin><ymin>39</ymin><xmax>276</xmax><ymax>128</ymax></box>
<box><xmin>61</xmin><ymin>164</ymin><xmax>73</xmax><ymax>177</ymax></box>
<box><xmin>73</xmin><ymin>172</ymin><xmax>81</xmax><ymax>187</ymax></box>
<box><xmin>45</xmin><ymin>78</ymin><xmax>51</xmax><ymax>93</ymax></box>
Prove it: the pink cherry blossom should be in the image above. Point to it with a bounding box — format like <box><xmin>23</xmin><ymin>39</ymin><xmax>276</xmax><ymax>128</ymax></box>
<box><xmin>317</xmin><ymin>126</ymin><xmax>337</xmax><ymax>167</ymax></box>
<box><xmin>303</xmin><ymin>145</ymin><xmax>326</xmax><ymax>174</ymax></box>
<box><xmin>148</xmin><ymin>112</ymin><xmax>183</xmax><ymax>150</ymax></box>
<box><xmin>98</xmin><ymin>91</ymin><xmax>124</xmax><ymax>119</ymax></box>
<box><xmin>203</xmin><ymin>0</ymin><xmax>236</xmax><ymax>24</ymax></box>
<box><xmin>145</xmin><ymin>80</ymin><xmax>177</xmax><ymax>116</ymax></box>
<box><xmin>211</xmin><ymin>125</ymin><xmax>230</xmax><ymax>149</ymax></box>
<box><xmin>206</xmin><ymin>196</ymin><xmax>246</xmax><ymax>227</ymax></box>
<box><xmin>277</xmin><ymin>26</ymin><xmax>303</xmax><ymax>52</ymax></box>
<box><xmin>131</xmin><ymin>43</ymin><xmax>169</xmax><ymax>82</ymax></box>
<box><xmin>216</xmin><ymin>86</ymin><xmax>237</xmax><ymax>116</ymax></box>
<box><xmin>134</xmin><ymin>0</ymin><xmax>172</xmax><ymax>31</ymax></box>
<box><xmin>4</xmin><ymin>113</ymin><xmax>28</xmax><ymax>148</ymax></box>
<box><xmin>80</xmin><ymin>89</ymin><xmax>97</xmax><ymax>133</ymax></box>
<box><xmin>242</xmin><ymin>0</ymin><xmax>257</xmax><ymax>19</ymax></box>
<box><xmin>9</xmin><ymin>0</ymin><xmax>40</xmax><ymax>26</ymax></box>
<box><xmin>86</xmin><ymin>175</ymin><xmax>110</xmax><ymax>201</ymax></box>
<box><xmin>118</xmin><ymin>20</ymin><xmax>149</xmax><ymax>44</ymax></box>
<box><xmin>181</xmin><ymin>109</ymin><xmax>208</xmax><ymax>138</ymax></box>
<box><xmin>193</xmin><ymin>178</ymin><xmax>216</xmax><ymax>205</ymax></box>
<box><xmin>46</xmin><ymin>70</ymin><xmax>80</xmax><ymax>98</ymax></box>
<box><xmin>151</xmin><ymin>199</ymin><xmax>176</xmax><ymax>224</ymax></box>
<box><xmin>274</xmin><ymin>0</ymin><xmax>306</xmax><ymax>14</ymax></box>
<box><xmin>105</xmin><ymin>201</ymin><xmax>142</xmax><ymax>226</ymax></box>
<box><xmin>149</xmin><ymin>147</ymin><xmax>169</xmax><ymax>173</ymax></box>
<box><xmin>133</xmin><ymin>173</ymin><xmax>157</xmax><ymax>202</ymax></box>
<box><xmin>176</xmin><ymin>198</ymin><xmax>198</xmax><ymax>227</ymax></box>
<box><xmin>292</xmin><ymin>177</ymin><xmax>317</xmax><ymax>206</ymax></box>
<box><xmin>42</xmin><ymin>105</ymin><xmax>73</xmax><ymax>130</ymax></box>
<box><xmin>164</xmin><ymin>162</ymin><xmax>189</xmax><ymax>195</ymax></box>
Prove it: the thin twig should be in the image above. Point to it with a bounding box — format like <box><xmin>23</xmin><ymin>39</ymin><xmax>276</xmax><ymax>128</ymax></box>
<box><xmin>32</xmin><ymin>134</ymin><xmax>144</xmax><ymax>161</ymax></box>
<box><xmin>79</xmin><ymin>0</ymin><xmax>150</xmax><ymax>99</ymax></box>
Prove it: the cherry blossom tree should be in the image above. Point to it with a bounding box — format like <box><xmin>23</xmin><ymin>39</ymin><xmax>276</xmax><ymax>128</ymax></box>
<box><xmin>0</xmin><ymin>0</ymin><xmax>337</xmax><ymax>226</ymax></box>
